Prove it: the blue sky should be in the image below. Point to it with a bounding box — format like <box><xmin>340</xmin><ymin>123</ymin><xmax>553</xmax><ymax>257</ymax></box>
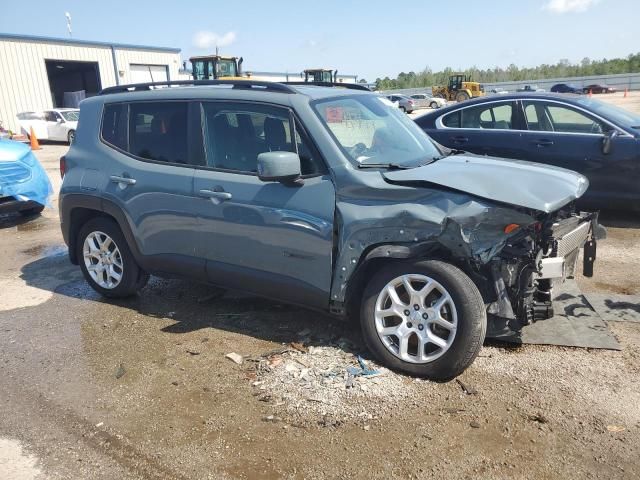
<box><xmin>1</xmin><ymin>0</ymin><xmax>638</xmax><ymax>81</ymax></box>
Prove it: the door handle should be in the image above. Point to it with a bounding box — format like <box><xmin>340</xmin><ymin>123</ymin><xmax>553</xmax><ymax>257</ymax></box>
<box><xmin>110</xmin><ymin>175</ymin><xmax>136</xmax><ymax>186</ymax></box>
<box><xmin>198</xmin><ymin>189</ymin><xmax>232</xmax><ymax>201</ymax></box>
<box><xmin>533</xmin><ymin>139</ymin><xmax>554</xmax><ymax>147</ymax></box>
<box><xmin>451</xmin><ymin>135</ymin><xmax>469</xmax><ymax>143</ymax></box>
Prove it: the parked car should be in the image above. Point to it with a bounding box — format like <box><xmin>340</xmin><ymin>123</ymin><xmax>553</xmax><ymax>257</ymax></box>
<box><xmin>583</xmin><ymin>84</ymin><xmax>616</xmax><ymax>94</ymax></box>
<box><xmin>0</xmin><ymin>139</ymin><xmax>52</xmax><ymax>216</ymax></box>
<box><xmin>489</xmin><ymin>88</ymin><xmax>509</xmax><ymax>94</ymax></box>
<box><xmin>410</xmin><ymin>93</ymin><xmax>446</xmax><ymax>109</ymax></box>
<box><xmin>386</xmin><ymin>94</ymin><xmax>415</xmax><ymax>113</ymax></box>
<box><xmin>17</xmin><ymin>109</ymin><xmax>79</xmax><ymax>144</ymax></box>
<box><xmin>550</xmin><ymin>83</ymin><xmax>583</xmax><ymax>94</ymax></box>
<box><xmin>517</xmin><ymin>85</ymin><xmax>545</xmax><ymax>92</ymax></box>
<box><xmin>60</xmin><ymin>80</ymin><xmax>601</xmax><ymax>380</ymax></box>
<box><xmin>414</xmin><ymin>93</ymin><xmax>640</xmax><ymax>210</ymax></box>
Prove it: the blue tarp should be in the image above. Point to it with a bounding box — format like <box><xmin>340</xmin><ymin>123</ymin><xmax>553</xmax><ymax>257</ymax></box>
<box><xmin>0</xmin><ymin>139</ymin><xmax>53</xmax><ymax>208</ymax></box>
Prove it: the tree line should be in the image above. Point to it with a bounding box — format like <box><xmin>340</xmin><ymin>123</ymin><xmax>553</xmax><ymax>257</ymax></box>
<box><xmin>374</xmin><ymin>53</ymin><xmax>640</xmax><ymax>90</ymax></box>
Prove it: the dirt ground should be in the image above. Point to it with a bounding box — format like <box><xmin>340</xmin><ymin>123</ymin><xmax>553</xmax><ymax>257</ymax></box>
<box><xmin>1</xmin><ymin>92</ymin><xmax>639</xmax><ymax>479</ymax></box>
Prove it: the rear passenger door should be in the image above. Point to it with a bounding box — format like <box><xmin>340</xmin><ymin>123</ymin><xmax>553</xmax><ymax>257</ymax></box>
<box><xmin>191</xmin><ymin>101</ymin><xmax>336</xmax><ymax>308</ymax></box>
<box><xmin>430</xmin><ymin>101</ymin><xmax>521</xmax><ymax>159</ymax></box>
<box><xmin>100</xmin><ymin>101</ymin><xmax>205</xmax><ymax>279</ymax></box>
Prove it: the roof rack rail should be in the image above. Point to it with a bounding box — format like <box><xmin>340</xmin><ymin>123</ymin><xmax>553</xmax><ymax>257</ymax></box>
<box><xmin>283</xmin><ymin>82</ymin><xmax>371</xmax><ymax>91</ymax></box>
<box><xmin>99</xmin><ymin>79</ymin><xmax>297</xmax><ymax>95</ymax></box>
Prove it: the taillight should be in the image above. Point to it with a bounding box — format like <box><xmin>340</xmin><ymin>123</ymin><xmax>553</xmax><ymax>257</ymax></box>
<box><xmin>60</xmin><ymin>155</ymin><xmax>66</xmax><ymax>179</ymax></box>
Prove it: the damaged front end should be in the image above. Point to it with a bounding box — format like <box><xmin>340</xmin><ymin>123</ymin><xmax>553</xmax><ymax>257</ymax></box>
<box><xmin>485</xmin><ymin>206</ymin><xmax>605</xmax><ymax>336</ymax></box>
<box><xmin>330</xmin><ymin>154</ymin><xmax>603</xmax><ymax>337</ymax></box>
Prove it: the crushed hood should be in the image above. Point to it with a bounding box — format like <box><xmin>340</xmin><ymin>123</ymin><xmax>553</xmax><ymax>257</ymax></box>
<box><xmin>382</xmin><ymin>154</ymin><xmax>589</xmax><ymax>213</ymax></box>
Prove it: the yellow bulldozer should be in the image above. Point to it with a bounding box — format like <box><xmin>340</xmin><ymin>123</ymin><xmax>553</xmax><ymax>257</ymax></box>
<box><xmin>190</xmin><ymin>54</ymin><xmax>245</xmax><ymax>80</ymax></box>
<box><xmin>432</xmin><ymin>74</ymin><xmax>485</xmax><ymax>102</ymax></box>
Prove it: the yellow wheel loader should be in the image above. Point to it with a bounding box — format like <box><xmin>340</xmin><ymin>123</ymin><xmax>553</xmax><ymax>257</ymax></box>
<box><xmin>432</xmin><ymin>74</ymin><xmax>485</xmax><ymax>102</ymax></box>
<box><xmin>190</xmin><ymin>55</ymin><xmax>245</xmax><ymax>80</ymax></box>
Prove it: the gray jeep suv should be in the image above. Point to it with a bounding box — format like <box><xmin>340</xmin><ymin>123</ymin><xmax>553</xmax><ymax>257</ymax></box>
<box><xmin>60</xmin><ymin>80</ymin><xmax>602</xmax><ymax>380</ymax></box>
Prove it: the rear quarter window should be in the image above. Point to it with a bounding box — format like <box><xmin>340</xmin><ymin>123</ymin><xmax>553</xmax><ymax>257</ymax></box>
<box><xmin>101</xmin><ymin>104</ymin><xmax>128</xmax><ymax>150</ymax></box>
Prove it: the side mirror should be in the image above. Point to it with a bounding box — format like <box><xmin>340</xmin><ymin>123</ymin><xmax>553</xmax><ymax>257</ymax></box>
<box><xmin>257</xmin><ymin>151</ymin><xmax>302</xmax><ymax>183</ymax></box>
<box><xmin>56</xmin><ymin>118</ymin><xmax>63</xmax><ymax>123</ymax></box>
<box><xmin>602</xmin><ymin>129</ymin><xmax>619</xmax><ymax>155</ymax></box>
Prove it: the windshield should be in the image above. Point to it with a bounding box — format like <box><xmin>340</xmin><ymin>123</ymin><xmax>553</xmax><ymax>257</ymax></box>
<box><xmin>576</xmin><ymin>97</ymin><xmax>640</xmax><ymax>128</ymax></box>
<box><xmin>216</xmin><ymin>59</ymin><xmax>237</xmax><ymax>78</ymax></box>
<box><xmin>312</xmin><ymin>95</ymin><xmax>441</xmax><ymax>167</ymax></box>
<box><xmin>60</xmin><ymin>111</ymin><xmax>79</xmax><ymax>121</ymax></box>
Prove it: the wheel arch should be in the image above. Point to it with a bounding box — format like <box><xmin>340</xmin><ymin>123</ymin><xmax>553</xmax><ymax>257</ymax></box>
<box><xmin>61</xmin><ymin>194</ymin><xmax>142</xmax><ymax>265</ymax></box>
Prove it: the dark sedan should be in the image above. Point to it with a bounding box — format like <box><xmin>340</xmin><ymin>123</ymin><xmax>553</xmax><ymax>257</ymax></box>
<box><xmin>583</xmin><ymin>84</ymin><xmax>616</xmax><ymax>94</ymax></box>
<box><xmin>550</xmin><ymin>83</ymin><xmax>584</xmax><ymax>94</ymax></box>
<box><xmin>414</xmin><ymin>93</ymin><xmax>640</xmax><ymax>210</ymax></box>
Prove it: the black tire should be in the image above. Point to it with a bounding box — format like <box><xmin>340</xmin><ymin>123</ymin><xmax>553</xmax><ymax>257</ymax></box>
<box><xmin>67</xmin><ymin>130</ymin><xmax>75</xmax><ymax>144</ymax></box>
<box><xmin>360</xmin><ymin>260</ymin><xmax>486</xmax><ymax>380</ymax></box>
<box><xmin>399</xmin><ymin>106</ymin><xmax>406</xmax><ymax>112</ymax></box>
<box><xmin>77</xmin><ymin>217</ymin><xmax>148</xmax><ymax>298</ymax></box>
<box><xmin>430</xmin><ymin>101</ymin><xmax>438</xmax><ymax>108</ymax></box>
<box><xmin>455</xmin><ymin>91</ymin><xmax>470</xmax><ymax>102</ymax></box>
<box><xmin>19</xmin><ymin>204</ymin><xmax>45</xmax><ymax>216</ymax></box>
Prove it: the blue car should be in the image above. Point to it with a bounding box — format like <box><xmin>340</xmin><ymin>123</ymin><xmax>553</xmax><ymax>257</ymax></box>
<box><xmin>414</xmin><ymin>93</ymin><xmax>640</xmax><ymax>210</ymax></box>
<box><xmin>0</xmin><ymin>139</ymin><xmax>52</xmax><ymax>216</ymax></box>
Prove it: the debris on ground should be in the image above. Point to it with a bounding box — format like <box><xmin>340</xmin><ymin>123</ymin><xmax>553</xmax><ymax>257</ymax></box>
<box><xmin>470</xmin><ymin>421</ymin><xmax>481</xmax><ymax>429</ymax></box>
<box><xmin>456</xmin><ymin>378</ymin><xmax>478</xmax><ymax>395</ymax></box>
<box><xmin>607</xmin><ymin>425</ymin><xmax>625</xmax><ymax>433</ymax></box>
<box><xmin>225</xmin><ymin>352</ymin><xmax>244</xmax><ymax>365</ymax></box>
<box><xmin>250</xmin><ymin>342</ymin><xmax>437</xmax><ymax>425</ymax></box>
<box><xmin>115</xmin><ymin>364</ymin><xmax>126</xmax><ymax>379</ymax></box>
<box><xmin>528</xmin><ymin>413</ymin><xmax>549</xmax><ymax>424</ymax></box>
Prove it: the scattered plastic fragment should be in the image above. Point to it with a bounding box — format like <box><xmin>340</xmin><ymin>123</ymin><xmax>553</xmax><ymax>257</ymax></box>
<box><xmin>225</xmin><ymin>352</ymin><xmax>243</xmax><ymax>365</ymax></box>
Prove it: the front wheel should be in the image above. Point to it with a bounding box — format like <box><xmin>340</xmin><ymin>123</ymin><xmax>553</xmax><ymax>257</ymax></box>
<box><xmin>399</xmin><ymin>106</ymin><xmax>406</xmax><ymax>113</ymax></box>
<box><xmin>360</xmin><ymin>260</ymin><xmax>486</xmax><ymax>380</ymax></box>
<box><xmin>455</xmin><ymin>91</ymin><xmax>470</xmax><ymax>102</ymax></box>
<box><xmin>430</xmin><ymin>101</ymin><xmax>438</xmax><ymax>108</ymax></box>
<box><xmin>67</xmin><ymin>130</ymin><xmax>75</xmax><ymax>144</ymax></box>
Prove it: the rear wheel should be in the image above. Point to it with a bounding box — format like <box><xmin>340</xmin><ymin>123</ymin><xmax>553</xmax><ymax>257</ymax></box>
<box><xmin>430</xmin><ymin>101</ymin><xmax>438</xmax><ymax>108</ymax></box>
<box><xmin>455</xmin><ymin>91</ymin><xmax>470</xmax><ymax>102</ymax></box>
<box><xmin>77</xmin><ymin>217</ymin><xmax>148</xmax><ymax>298</ymax></box>
<box><xmin>360</xmin><ymin>260</ymin><xmax>486</xmax><ymax>380</ymax></box>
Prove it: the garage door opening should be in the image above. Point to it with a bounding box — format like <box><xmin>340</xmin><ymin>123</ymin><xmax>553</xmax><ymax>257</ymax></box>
<box><xmin>45</xmin><ymin>60</ymin><xmax>101</xmax><ymax>108</ymax></box>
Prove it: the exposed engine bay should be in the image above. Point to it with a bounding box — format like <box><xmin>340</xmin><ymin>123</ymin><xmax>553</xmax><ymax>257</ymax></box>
<box><xmin>484</xmin><ymin>204</ymin><xmax>605</xmax><ymax>336</ymax></box>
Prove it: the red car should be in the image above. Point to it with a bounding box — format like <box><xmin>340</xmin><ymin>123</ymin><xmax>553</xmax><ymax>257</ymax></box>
<box><xmin>583</xmin><ymin>84</ymin><xmax>616</xmax><ymax>94</ymax></box>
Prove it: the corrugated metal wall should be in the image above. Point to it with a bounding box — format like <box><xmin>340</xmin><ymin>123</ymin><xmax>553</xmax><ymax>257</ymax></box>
<box><xmin>0</xmin><ymin>37</ymin><xmax>181</xmax><ymax>133</ymax></box>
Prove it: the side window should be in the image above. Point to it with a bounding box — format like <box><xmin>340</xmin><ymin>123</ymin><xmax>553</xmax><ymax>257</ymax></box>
<box><xmin>129</xmin><ymin>102</ymin><xmax>188</xmax><ymax>164</ymax></box>
<box><xmin>461</xmin><ymin>103</ymin><xmax>513</xmax><ymax>129</ymax></box>
<box><xmin>44</xmin><ymin>111</ymin><xmax>57</xmax><ymax>122</ymax></box>
<box><xmin>202</xmin><ymin>103</ymin><xmax>324</xmax><ymax>176</ymax></box>
<box><xmin>546</xmin><ymin>105</ymin><xmax>605</xmax><ymax>134</ymax></box>
<box><xmin>442</xmin><ymin>111</ymin><xmax>460</xmax><ymax>128</ymax></box>
<box><xmin>101</xmin><ymin>104</ymin><xmax>128</xmax><ymax>151</ymax></box>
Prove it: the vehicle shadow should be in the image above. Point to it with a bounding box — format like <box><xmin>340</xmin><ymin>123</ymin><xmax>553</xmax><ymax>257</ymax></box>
<box><xmin>19</xmin><ymin>253</ymin><xmax>364</xmax><ymax>356</ymax></box>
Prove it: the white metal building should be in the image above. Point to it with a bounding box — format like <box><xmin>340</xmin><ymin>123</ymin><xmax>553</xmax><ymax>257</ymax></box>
<box><xmin>0</xmin><ymin>33</ymin><xmax>182</xmax><ymax>133</ymax></box>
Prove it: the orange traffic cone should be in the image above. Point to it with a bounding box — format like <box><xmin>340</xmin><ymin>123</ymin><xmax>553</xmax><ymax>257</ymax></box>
<box><xmin>624</xmin><ymin>88</ymin><xmax>628</xmax><ymax>98</ymax></box>
<box><xmin>29</xmin><ymin>126</ymin><xmax>41</xmax><ymax>150</ymax></box>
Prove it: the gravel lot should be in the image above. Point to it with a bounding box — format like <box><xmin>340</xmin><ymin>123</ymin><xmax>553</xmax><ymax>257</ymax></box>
<box><xmin>0</xmin><ymin>92</ymin><xmax>639</xmax><ymax>479</ymax></box>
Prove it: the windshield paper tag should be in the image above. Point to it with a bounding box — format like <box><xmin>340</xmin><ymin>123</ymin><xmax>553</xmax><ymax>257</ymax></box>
<box><xmin>326</xmin><ymin>107</ymin><xmax>344</xmax><ymax>123</ymax></box>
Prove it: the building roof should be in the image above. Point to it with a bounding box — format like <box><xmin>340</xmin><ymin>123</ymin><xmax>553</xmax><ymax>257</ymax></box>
<box><xmin>0</xmin><ymin>32</ymin><xmax>181</xmax><ymax>53</ymax></box>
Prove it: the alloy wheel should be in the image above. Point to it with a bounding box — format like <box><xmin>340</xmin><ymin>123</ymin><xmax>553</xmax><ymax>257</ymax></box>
<box><xmin>374</xmin><ymin>274</ymin><xmax>458</xmax><ymax>364</ymax></box>
<box><xmin>82</xmin><ymin>231</ymin><xmax>124</xmax><ymax>289</ymax></box>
